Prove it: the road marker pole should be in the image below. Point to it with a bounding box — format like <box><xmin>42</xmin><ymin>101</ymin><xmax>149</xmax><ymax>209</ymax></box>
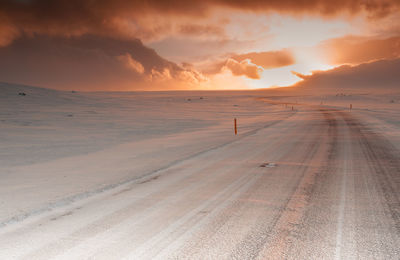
<box><xmin>234</xmin><ymin>118</ymin><xmax>237</xmax><ymax>135</ymax></box>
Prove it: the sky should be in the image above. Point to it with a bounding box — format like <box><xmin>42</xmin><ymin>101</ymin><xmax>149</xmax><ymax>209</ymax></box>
<box><xmin>0</xmin><ymin>0</ymin><xmax>399</xmax><ymax>91</ymax></box>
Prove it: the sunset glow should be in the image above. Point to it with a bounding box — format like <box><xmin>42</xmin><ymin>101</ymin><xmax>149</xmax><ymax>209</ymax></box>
<box><xmin>0</xmin><ymin>0</ymin><xmax>399</xmax><ymax>90</ymax></box>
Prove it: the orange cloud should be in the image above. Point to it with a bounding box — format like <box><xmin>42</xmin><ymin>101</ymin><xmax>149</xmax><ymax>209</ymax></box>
<box><xmin>0</xmin><ymin>34</ymin><xmax>207</xmax><ymax>90</ymax></box>
<box><xmin>232</xmin><ymin>50</ymin><xmax>295</xmax><ymax>69</ymax></box>
<box><xmin>117</xmin><ymin>53</ymin><xmax>145</xmax><ymax>74</ymax></box>
<box><xmin>1</xmin><ymin>1</ymin><xmax>399</xmax><ymax>91</ymax></box>
<box><xmin>0</xmin><ymin>22</ymin><xmax>19</xmax><ymax>47</ymax></box>
<box><xmin>1</xmin><ymin>0</ymin><xmax>399</xmax><ymax>47</ymax></box>
<box><xmin>200</xmin><ymin>49</ymin><xmax>295</xmax><ymax>77</ymax></box>
<box><xmin>224</xmin><ymin>58</ymin><xmax>263</xmax><ymax>79</ymax></box>
<box><xmin>293</xmin><ymin>58</ymin><xmax>400</xmax><ymax>90</ymax></box>
<box><xmin>178</xmin><ymin>24</ymin><xmax>226</xmax><ymax>38</ymax></box>
<box><xmin>320</xmin><ymin>35</ymin><xmax>400</xmax><ymax>65</ymax></box>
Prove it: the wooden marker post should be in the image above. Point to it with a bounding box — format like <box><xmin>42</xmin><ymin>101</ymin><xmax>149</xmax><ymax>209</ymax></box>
<box><xmin>234</xmin><ymin>118</ymin><xmax>237</xmax><ymax>135</ymax></box>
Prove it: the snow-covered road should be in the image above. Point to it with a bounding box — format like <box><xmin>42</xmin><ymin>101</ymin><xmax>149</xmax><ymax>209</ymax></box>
<box><xmin>1</xmin><ymin>103</ymin><xmax>399</xmax><ymax>259</ymax></box>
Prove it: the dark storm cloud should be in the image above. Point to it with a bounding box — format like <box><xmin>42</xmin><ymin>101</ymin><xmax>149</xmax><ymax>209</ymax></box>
<box><xmin>0</xmin><ymin>0</ymin><xmax>399</xmax><ymax>46</ymax></box>
<box><xmin>0</xmin><ymin>35</ymin><xmax>206</xmax><ymax>90</ymax></box>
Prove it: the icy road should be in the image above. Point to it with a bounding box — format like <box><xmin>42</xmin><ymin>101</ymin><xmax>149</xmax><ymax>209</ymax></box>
<box><xmin>0</xmin><ymin>98</ymin><xmax>400</xmax><ymax>259</ymax></box>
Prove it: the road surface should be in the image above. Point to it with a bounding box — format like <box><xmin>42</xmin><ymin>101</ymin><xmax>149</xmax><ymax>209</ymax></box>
<box><xmin>0</xmin><ymin>106</ymin><xmax>399</xmax><ymax>259</ymax></box>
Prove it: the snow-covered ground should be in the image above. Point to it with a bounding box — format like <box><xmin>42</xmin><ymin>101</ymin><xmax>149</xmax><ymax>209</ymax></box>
<box><xmin>0</xmin><ymin>82</ymin><xmax>293</xmax><ymax>224</ymax></box>
<box><xmin>0</xmin><ymin>82</ymin><xmax>399</xmax><ymax>259</ymax></box>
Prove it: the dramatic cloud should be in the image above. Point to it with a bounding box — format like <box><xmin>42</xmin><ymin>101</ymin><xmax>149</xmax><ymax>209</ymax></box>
<box><xmin>320</xmin><ymin>35</ymin><xmax>400</xmax><ymax>65</ymax></box>
<box><xmin>232</xmin><ymin>50</ymin><xmax>295</xmax><ymax>69</ymax></box>
<box><xmin>117</xmin><ymin>53</ymin><xmax>145</xmax><ymax>74</ymax></box>
<box><xmin>218</xmin><ymin>0</ymin><xmax>399</xmax><ymax>17</ymax></box>
<box><xmin>200</xmin><ymin>49</ymin><xmax>294</xmax><ymax>77</ymax></box>
<box><xmin>223</xmin><ymin>59</ymin><xmax>263</xmax><ymax>79</ymax></box>
<box><xmin>178</xmin><ymin>24</ymin><xmax>226</xmax><ymax>38</ymax></box>
<box><xmin>1</xmin><ymin>0</ymin><xmax>399</xmax><ymax>47</ymax></box>
<box><xmin>0</xmin><ymin>22</ymin><xmax>19</xmax><ymax>47</ymax></box>
<box><xmin>1</xmin><ymin>0</ymin><xmax>399</xmax><ymax>90</ymax></box>
<box><xmin>293</xmin><ymin>58</ymin><xmax>400</xmax><ymax>90</ymax></box>
<box><xmin>0</xmin><ymin>35</ymin><xmax>207</xmax><ymax>90</ymax></box>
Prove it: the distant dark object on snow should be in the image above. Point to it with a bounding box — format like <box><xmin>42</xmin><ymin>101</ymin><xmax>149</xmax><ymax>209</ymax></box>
<box><xmin>260</xmin><ymin>162</ymin><xmax>277</xmax><ymax>168</ymax></box>
<box><xmin>71</xmin><ymin>90</ymin><xmax>77</xmax><ymax>93</ymax></box>
<box><xmin>233</xmin><ymin>104</ymin><xmax>239</xmax><ymax>107</ymax></box>
<box><xmin>187</xmin><ymin>98</ymin><xmax>191</xmax><ymax>101</ymax></box>
<box><xmin>67</xmin><ymin>114</ymin><xmax>73</xmax><ymax>117</ymax></box>
<box><xmin>390</xmin><ymin>99</ymin><xmax>395</xmax><ymax>103</ymax></box>
<box><xmin>18</xmin><ymin>92</ymin><xmax>26</xmax><ymax>96</ymax></box>
<box><xmin>199</xmin><ymin>97</ymin><xmax>203</xmax><ymax>100</ymax></box>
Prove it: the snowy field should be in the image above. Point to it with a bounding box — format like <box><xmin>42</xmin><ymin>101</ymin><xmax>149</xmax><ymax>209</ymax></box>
<box><xmin>0</xmin><ymin>82</ymin><xmax>293</xmax><ymax>220</ymax></box>
<box><xmin>0</xmin><ymin>82</ymin><xmax>400</xmax><ymax>259</ymax></box>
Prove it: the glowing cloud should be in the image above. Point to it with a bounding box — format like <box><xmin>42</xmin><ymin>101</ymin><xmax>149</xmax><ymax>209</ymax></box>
<box><xmin>319</xmin><ymin>35</ymin><xmax>400</xmax><ymax>65</ymax></box>
<box><xmin>0</xmin><ymin>0</ymin><xmax>399</xmax><ymax>90</ymax></box>
<box><xmin>117</xmin><ymin>53</ymin><xmax>145</xmax><ymax>74</ymax></box>
<box><xmin>232</xmin><ymin>50</ymin><xmax>295</xmax><ymax>69</ymax></box>
<box><xmin>294</xmin><ymin>58</ymin><xmax>400</xmax><ymax>90</ymax></box>
<box><xmin>223</xmin><ymin>59</ymin><xmax>263</xmax><ymax>79</ymax></box>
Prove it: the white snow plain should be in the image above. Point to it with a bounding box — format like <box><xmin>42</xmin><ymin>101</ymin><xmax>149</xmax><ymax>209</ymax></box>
<box><xmin>0</xmin><ymin>82</ymin><xmax>399</xmax><ymax>259</ymax></box>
